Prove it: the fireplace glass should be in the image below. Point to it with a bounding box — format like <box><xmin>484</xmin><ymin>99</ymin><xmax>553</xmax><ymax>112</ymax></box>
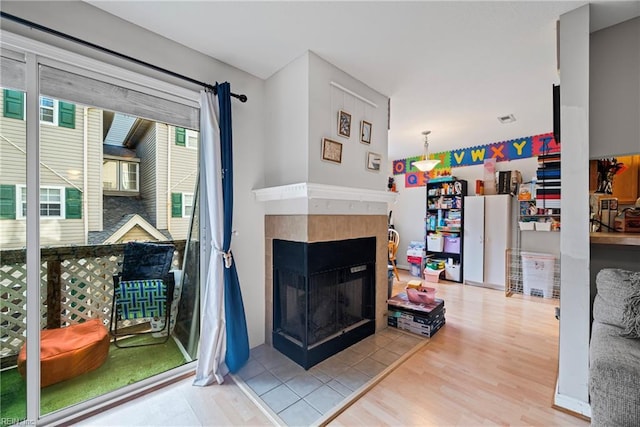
<box><xmin>273</xmin><ymin>237</ymin><xmax>376</xmax><ymax>369</ymax></box>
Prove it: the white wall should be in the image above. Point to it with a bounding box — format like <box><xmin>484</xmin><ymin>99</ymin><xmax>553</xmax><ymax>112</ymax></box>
<box><xmin>1</xmin><ymin>1</ymin><xmax>267</xmax><ymax>348</ymax></box>
<box><xmin>590</xmin><ymin>17</ymin><xmax>640</xmax><ymax>158</ymax></box>
<box><xmin>557</xmin><ymin>4</ymin><xmax>591</xmax><ymax>414</ymax></box>
<box><xmin>264</xmin><ymin>53</ymin><xmax>309</xmax><ymax>187</ymax></box>
<box><xmin>392</xmin><ymin>156</ymin><xmax>539</xmax><ymax>269</ymax></box>
<box><xmin>308</xmin><ymin>52</ymin><xmax>389</xmax><ymax>190</ymax></box>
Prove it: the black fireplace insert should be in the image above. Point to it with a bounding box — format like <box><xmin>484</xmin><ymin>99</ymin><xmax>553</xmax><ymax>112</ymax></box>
<box><xmin>272</xmin><ymin>237</ymin><xmax>376</xmax><ymax>369</ymax></box>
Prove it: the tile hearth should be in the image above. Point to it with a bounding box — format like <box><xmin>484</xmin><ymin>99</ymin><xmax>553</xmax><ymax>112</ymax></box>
<box><xmin>233</xmin><ymin>328</ymin><xmax>425</xmax><ymax>426</ymax></box>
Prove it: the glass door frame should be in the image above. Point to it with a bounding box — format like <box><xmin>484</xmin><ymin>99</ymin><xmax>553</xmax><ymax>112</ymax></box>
<box><xmin>2</xmin><ymin>30</ymin><xmax>201</xmax><ymax>426</ymax></box>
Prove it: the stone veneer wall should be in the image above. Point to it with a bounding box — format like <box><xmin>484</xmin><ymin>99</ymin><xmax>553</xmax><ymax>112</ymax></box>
<box><xmin>264</xmin><ymin>214</ymin><xmax>388</xmax><ymax>345</ymax></box>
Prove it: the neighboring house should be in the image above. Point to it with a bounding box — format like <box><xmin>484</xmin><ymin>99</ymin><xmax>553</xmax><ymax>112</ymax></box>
<box><xmin>0</xmin><ymin>90</ymin><xmax>198</xmax><ymax>249</ymax></box>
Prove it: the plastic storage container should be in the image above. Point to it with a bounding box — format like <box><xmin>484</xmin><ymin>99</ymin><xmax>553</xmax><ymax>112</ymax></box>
<box><xmin>406</xmin><ymin>286</ymin><xmax>436</xmax><ymax>304</ymax></box>
<box><xmin>443</xmin><ymin>236</ymin><xmax>461</xmax><ymax>253</ymax></box>
<box><xmin>409</xmin><ymin>263</ymin><xmax>422</xmax><ymax>277</ymax></box>
<box><xmin>427</xmin><ymin>234</ymin><xmax>444</xmax><ymax>252</ymax></box>
<box><xmin>445</xmin><ymin>264</ymin><xmax>461</xmax><ymax>281</ymax></box>
<box><xmin>521</xmin><ymin>252</ymin><xmax>555</xmax><ymax>298</ymax></box>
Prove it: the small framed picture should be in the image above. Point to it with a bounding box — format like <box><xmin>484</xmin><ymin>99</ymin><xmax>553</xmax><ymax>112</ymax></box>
<box><xmin>337</xmin><ymin>109</ymin><xmax>351</xmax><ymax>138</ymax></box>
<box><xmin>366</xmin><ymin>151</ymin><xmax>381</xmax><ymax>172</ymax></box>
<box><xmin>322</xmin><ymin>138</ymin><xmax>343</xmax><ymax>164</ymax></box>
<box><xmin>360</xmin><ymin>120</ymin><xmax>372</xmax><ymax>144</ymax></box>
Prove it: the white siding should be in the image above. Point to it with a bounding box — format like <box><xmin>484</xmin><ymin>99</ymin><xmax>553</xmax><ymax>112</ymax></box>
<box><xmin>138</xmin><ymin>124</ymin><xmax>158</xmax><ymax>225</ymax></box>
<box><xmin>87</xmin><ymin>108</ymin><xmax>103</xmax><ymax>232</ymax></box>
<box><xmin>0</xmin><ymin>90</ymin><xmax>27</xmax><ymax>248</ymax></box>
<box><xmin>168</xmin><ymin>125</ymin><xmax>197</xmax><ymax>240</ymax></box>
<box><xmin>0</xmin><ymin>91</ymin><xmax>86</xmax><ymax>248</ymax></box>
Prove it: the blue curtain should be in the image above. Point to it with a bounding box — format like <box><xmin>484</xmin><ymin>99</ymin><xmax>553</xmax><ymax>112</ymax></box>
<box><xmin>217</xmin><ymin>82</ymin><xmax>249</xmax><ymax>373</ymax></box>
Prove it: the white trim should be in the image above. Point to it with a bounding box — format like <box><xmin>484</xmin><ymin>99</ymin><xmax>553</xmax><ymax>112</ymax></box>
<box><xmin>16</xmin><ymin>185</ymin><xmax>66</xmax><ymax>219</ymax></box>
<box><xmin>39</xmin><ymin>96</ymin><xmax>58</xmax><ymax>126</ymax></box>
<box><xmin>330</xmin><ymin>81</ymin><xmax>378</xmax><ymax>108</ymax></box>
<box><xmin>1</xmin><ymin>31</ymin><xmax>200</xmax><ymax>108</ymax></box>
<box><xmin>24</xmin><ymin>50</ymin><xmax>40</xmax><ymax>424</ymax></box>
<box><xmin>253</xmin><ymin>182</ymin><xmax>397</xmax><ymax>204</ymax></box>
<box><xmin>554</xmin><ymin>381</ymin><xmax>592</xmax><ymax>418</ymax></box>
<box><xmin>185</xmin><ymin>129</ymin><xmax>199</xmax><ymax>150</ymax></box>
<box><xmin>182</xmin><ymin>193</ymin><xmax>194</xmax><ymax>218</ymax></box>
<box><xmin>102</xmin><ymin>213</ymin><xmax>169</xmax><ymax>244</ymax></box>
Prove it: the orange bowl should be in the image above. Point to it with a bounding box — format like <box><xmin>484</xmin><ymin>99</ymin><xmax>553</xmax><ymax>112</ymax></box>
<box><xmin>406</xmin><ymin>286</ymin><xmax>436</xmax><ymax>304</ymax></box>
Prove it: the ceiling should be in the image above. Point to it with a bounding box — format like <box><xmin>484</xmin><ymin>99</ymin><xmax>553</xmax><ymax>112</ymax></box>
<box><xmin>87</xmin><ymin>1</ymin><xmax>638</xmax><ymax>160</ymax></box>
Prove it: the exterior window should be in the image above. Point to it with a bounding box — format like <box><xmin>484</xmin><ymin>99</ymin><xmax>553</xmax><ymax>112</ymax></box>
<box><xmin>175</xmin><ymin>127</ymin><xmax>198</xmax><ymax>149</ymax></box>
<box><xmin>18</xmin><ymin>186</ymin><xmax>64</xmax><ymax>219</ymax></box>
<box><xmin>40</xmin><ymin>97</ymin><xmax>57</xmax><ymax>125</ymax></box>
<box><xmin>103</xmin><ymin>160</ymin><xmax>139</xmax><ymax>192</ymax></box>
<box><xmin>3</xmin><ymin>91</ymin><xmax>74</xmax><ymax>128</ymax></box>
<box><xmin>103</xmin><ymin>160</ymin><xmax>118</xmax><ymax>190</ymax></box>
<box><xmin>183</xmin><ymin>193</ymin><xmax>194</xmax><ymax>217</ymax></box>
<box><xmin>186</xmin><ymin>129</ymin><xmax>198</xmax><ymax>149</ymax></box>
<box><xmin>121</xmin><ymin>162</ymin><xmax>138</xmax><ymax>191</ymax></box>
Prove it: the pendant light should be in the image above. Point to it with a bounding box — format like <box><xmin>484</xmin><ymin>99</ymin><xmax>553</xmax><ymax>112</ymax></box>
<box><xmin>413</xmin><ymin>130</ymin><xmax>440</xmax><ymax>172</ymax></box>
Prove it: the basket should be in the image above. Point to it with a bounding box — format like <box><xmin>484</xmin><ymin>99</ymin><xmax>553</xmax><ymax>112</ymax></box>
<box><xmin>406</xmin><ymin>286</ymin><xmax>436</xmax><ymax>304</ymax></box>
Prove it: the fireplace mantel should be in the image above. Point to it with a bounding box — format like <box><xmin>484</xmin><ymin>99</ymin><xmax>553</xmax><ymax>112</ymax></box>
<box><xmin>253</xmin><ymin>183</ymin><xmax>397</xmax><ymax>215</ymax></box>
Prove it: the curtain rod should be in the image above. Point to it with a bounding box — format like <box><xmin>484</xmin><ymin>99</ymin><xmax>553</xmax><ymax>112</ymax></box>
<box><xmin>0</xmin><ymin>11</ymin><xmax>248</xmax><ymax>103</ymax></box>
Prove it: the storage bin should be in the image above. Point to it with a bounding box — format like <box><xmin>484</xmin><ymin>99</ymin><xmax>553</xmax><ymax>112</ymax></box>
<box><xmin>409</xmin><ymin>263</ymin><xmax>422</xmax><ymax>277</ymax></box>
<box><xmin>406</xmin><ymin>286</ymin><xmax>436</xmax><ymax>304</ymax></box>
<box><xmin>521</xmin><ymin>252</ymin><xmax>555</xmax><ymax>298</ymax></box>
<box><xmin>535</xmin><ymin>221</ymin><xmax>552</xmax><ymax>232</ymax></box>
<box><xmin>518</xmin><ymin>221</ymin><xmax>535</xmax><ymax>231</ymax></box>
<box><xmin>407</xmin><ymin>256</ymin><xmax>423</xmax><ymax>264</ymax></box>
<box><xmin>443</xmin><ymin>236</ymin><xmax>461</xmax><ymax>253</ymax></box>
<box><xmin>427</xmin><ymin>234</ymin><xmax>444</xmax><ymax>252</ymax></box>
<box><xmin>445</xmin><ymin>264</ymin><xmax>461</xmax><ymax>281</ymax></box>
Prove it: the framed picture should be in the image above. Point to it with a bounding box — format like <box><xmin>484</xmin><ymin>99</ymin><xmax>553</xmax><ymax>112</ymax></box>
<box><xmin>366</xmin><ymin>151</ymin><xmax>381</xmax><ymax>172</ymax></box>
<box><xmin>360</xmin><ymin>120</ymin><xmax>372</xmax><ymax>144</ymax></box>
<box><xmin>337</xmin><ymin>109</ymin><xmax>351</xmax><ymax>138</ymax></box>
<box><xmin>322</xmin><ymin>138</ymin><xmax>343</xmax><ymax>164</ymax></box>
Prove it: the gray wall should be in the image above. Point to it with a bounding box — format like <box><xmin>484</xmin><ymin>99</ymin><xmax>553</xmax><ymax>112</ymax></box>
<box><xmin>590</xmin><ymin>17</ymin><xmax>640</xmax><ymax>158</ymax></box>
<box><xmin>1</xmin><ymin>1</ymin><xmax>268</xmax><ymax>347</ymax></box>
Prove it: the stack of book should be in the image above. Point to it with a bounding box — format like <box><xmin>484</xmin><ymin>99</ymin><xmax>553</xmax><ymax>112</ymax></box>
<box><xmin>387</xmin><ymin>292</ymin><xmax>445</xmax><ymax>337</ymax></box>
<box><xmin>536</xmin><ymin>153</ymin><xmax>561</xmax><ymax>211</ymax></box>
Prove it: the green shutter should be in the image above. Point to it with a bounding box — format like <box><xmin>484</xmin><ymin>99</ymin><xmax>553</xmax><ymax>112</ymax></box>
<box><xmin>65</xmin><ymin>188</ymin><xmax>82</xmax><ymax>219</ymax></box>
<box><xmin>175</xmin><ymin>127</ymin><xmax>186</xmax><ymax>147</ymax></box>
<box><xmin>3</xmin><ymin>90</ymin><xmax>24</xmax><ymax>120</ymax></box>
<box><xmin>58</xmin><ymin>101</ymin><xmax>75</xmax><ymax>129</ymax></box>
<box><xmin>171</xmin><ymin>193</ymin><xmax>182</xmax><ymax>217</ymax></box>
<box><xmin>0</xmin><ymin>185</ymin><xmax>16</xmax><ymax>220</ymax></box>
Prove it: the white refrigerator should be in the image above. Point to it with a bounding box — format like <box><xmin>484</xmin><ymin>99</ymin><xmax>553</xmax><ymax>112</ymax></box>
<box><xmin>463</xmin><ymin>195</ymin><xmax>512</xmax><ymax>289</ymax></box>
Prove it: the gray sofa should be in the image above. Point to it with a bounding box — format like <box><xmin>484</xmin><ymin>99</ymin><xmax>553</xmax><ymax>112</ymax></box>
<box><xmin>590</xmin><ymin>268</ymin><xmax>640</xmax><ymax>426</ymax></box>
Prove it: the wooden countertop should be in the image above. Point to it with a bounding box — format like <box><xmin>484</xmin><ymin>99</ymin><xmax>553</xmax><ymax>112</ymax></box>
<box><xmin>590</xmin><ymin>232</ymin><xmax>640</xmax><ymax>246</ymax></box>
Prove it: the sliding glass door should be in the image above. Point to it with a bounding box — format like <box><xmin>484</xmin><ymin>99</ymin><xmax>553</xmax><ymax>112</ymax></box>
<box><xmin>0</xmin><ymin>36</ymin><xmax>201</xmax><ymax>424</ymax></box>
<box><xmin>0</xmin><ymin>49</ymin><xmax>28</xmax><ymax>427</ymax></box>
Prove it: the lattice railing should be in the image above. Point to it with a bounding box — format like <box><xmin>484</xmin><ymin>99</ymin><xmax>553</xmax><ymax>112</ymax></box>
<box><xmin>0</xmin><ymin>241</ymin><xmax>185</xmax><ymax>359</ymax></box>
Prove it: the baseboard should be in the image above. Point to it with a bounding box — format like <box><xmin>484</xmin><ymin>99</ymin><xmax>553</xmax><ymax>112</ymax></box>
<box><xmin>553</xmin><ymin>382</ymin><xmax>591</xmax><ymax>420</ymax></box>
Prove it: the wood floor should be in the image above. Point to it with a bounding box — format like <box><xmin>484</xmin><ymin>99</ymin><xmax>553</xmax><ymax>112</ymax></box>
<box><xmin>329</xmin><ymin>270</ymin><xmax>589</xmax><ymax>426</ymax></box>
<box><xmin>81</xmin><ymin>269</ymin><xmax>589</xmax><ymax>426</ymax></box>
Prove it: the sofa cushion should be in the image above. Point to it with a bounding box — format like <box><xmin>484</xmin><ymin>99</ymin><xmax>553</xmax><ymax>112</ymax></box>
<box><xmin>589</xmin><ymin>321</ymin><xmax>640</xmax><ymax>426</ymax></box>
<box><xmin>621</xmin><ymin>277</ymin><xmax>640</xmax><ymax>338</ymax></box>
<box><xmin>594</xmin><ymin>268</ymin><xmax>640</xmax><ymax>329</ymax></box>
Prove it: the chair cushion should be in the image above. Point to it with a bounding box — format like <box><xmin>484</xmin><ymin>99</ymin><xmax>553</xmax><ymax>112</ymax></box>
<box><xmin>17</xmin><ymin>318</ymin><xmax>109</xmax><ymax>388</ymax></box>
<box><xmin>121</xmin><ymin>242</ymin><xmax>174</xmax><ymax>281</ymax></box>
<box><xmin>115</xmin><ymin>279</ymin><xmax>167</xmax><ymax>319</ymax></box>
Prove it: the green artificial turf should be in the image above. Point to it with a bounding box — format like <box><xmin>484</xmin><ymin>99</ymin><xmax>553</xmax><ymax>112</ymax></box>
<box><xmin>1</xmin><ymin>335</ymin><xmax>186</xmax><ymax>426</ymax></box>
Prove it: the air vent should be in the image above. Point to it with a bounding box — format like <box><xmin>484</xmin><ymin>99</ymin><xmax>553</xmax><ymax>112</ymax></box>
<box><xmin>498</xmin><ymin>114</ymin><xmax>516</xmax><ymax>124</ymax></box>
